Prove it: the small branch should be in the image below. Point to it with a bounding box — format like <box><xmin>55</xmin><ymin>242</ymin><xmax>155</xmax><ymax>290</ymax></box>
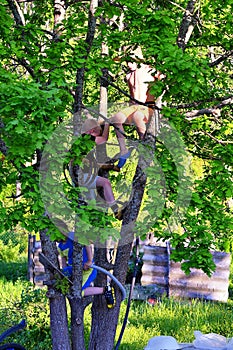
<box><xmin>103</xmin><ymin>75</ymin><xmax>232</xmax><ymax>121</ymax></box>
<box><xmin>209</xmin><ymin>50</ymin><xmax>233</xmax><ymax>67</ymax></box>
<box><xmin>188</xmin><ymin>149</ymin><xmax>221</xmax><ymax>161</ymax></box>
<box><xmin>6</xmin><ymin>193</ymin><xmax>23</xmax><ymax>199</ymax></box>
<box><xmin>217</xmin><ymin>97</ymin><xmax>233</xmax><ymax>108</ymax></box>
<box><xmin>185</xmin><ymin>108</ymin><xmax>221</xmax><ymax>119</ymax></box>
<box><xmin>168</xmin><ymin>1</ymin><xmax>188</xmax><ymax>13</ymax></box>
<box><xmin>171</xmin><ymin>95</ymin><xmax>233</xmax><ymax>110</ymax></box>
<box><xmin>203</xmin><ymin>131</ymin><xmax>233</xmax><ymax>145</ymax></box>
<box><xmin>17</xmin><ymin>57</ymin><xmax>35</xmax><ymax>78</ymax></box>
<box><xmin>6</xmin><ymin>0</ymin><xmax>36</xmax><ymax>78</ymax></box>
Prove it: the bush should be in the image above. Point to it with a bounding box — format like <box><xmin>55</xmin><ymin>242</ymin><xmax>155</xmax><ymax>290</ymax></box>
<box><xmin>0</xmin><ymin>281</ymin><xmax>51</xmax><ymax>350</ymax></box>
<box><xmin>15</xmin><ymin>285</ymin><xmax>51</xmax><ymax>350</ymax></box>
<box><xmin>0</xmin><ymin>239</ymin><xmax>22</xmax><ymax>262</ymax></box>
<box><xmin>0</xmin><ymin>258</ymin><xmax>27</xmax><ymax>282</ymax></box>
<box><xmin>0</xmin><ymin>228</ymin><xmax>28</xmax><ymax>260</ymax></box>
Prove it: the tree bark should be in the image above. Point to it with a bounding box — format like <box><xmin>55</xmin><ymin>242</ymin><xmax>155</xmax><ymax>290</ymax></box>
<box><xmin>88</xmin><ymin>244</ymin><xmax>117</xmax><ymax>350</ymax></box>
<box><xmin>88</xmin><ymin>163</ymin><xmax>148</xmax><ymax>349</ymax></box>
<box><xmin>6</xmin><ymin>0</ymin><xmax>25</xmax><ymax>25</ymax></box>
<box><xmin>73</xmin><ymin>0</ymin><xmax>98</xmax><ymax>128</ymax></box>
<box><xmin>40</xmin><ymin>229</ymin><xmax>71</xmax><ymax>350</ymax></box>
<box><xmin>177</xmin><ymin>0</ymin><xmax>198</xmax><ymax>51</ymax></box>
<box><xmin>68</xmin><ymin>242</ymin><xmax>87</xmax><ymax>350</ymax></box>
<box><xmin>70</xmin><ymin>1</ymin><xmax>99</xmax><ymax>349</ymax></box>
<box><xmin>53</xmin><ymin>0</ymin><xmax>66</xmax><ymax>39</ymax></box>
<box><xmin>69</xmin><ymin>298</ymin><xmax>86</xmax><ymax>350</ymax></box>
<box><xmin>49</xmin><ymin>294</ymin><xmax>71</xmax><ymax>350</ymax></box>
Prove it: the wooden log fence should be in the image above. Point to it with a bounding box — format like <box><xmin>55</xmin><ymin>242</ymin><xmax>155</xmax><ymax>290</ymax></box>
<box><xmin>141</xmin><ymin>245</ymin><xmax>231</xmax><ymax>303</ymax></box>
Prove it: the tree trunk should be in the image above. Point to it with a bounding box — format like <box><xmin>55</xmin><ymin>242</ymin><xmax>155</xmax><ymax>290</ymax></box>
<box><xmin>69</xmin><ymin>1</ymin><xmax>99</xmax><ymax>348</ymax></box>
<box><xmin>40</xmin><ymin>229</ymin><xmax>71</xmax><ymax>350</ymax></box>
<box><xmin>50</xmin><ymin>294</ymin><xmax>71</xmax><ymax>350</ymax></box>
<box><xmin>99</xmin><ymin>40</ymin><xmax>109</xmax><ymax>123</ymax></box>
<box><xmin>88</xmin><ymin>170</ymin><xmax>147</xmax><ymax>349</ymax></box>
<box><xmin>68</xmin><ymin>242</ymin><xmax>87</xmax><ymax>350</ymax></box>
<box><xmin>89</xmin><ymin>297</ymin><xmax>121</xmax><ymax>350</ymax></box>
<box><xmin>88</xmin><ymin>245</ymin><xmax>118</xmax><ymax>350</ymax></box>
<box><xmin>88</xmin><ymin>110</ymin><xmax>156</xmax><ymax>349</ymax></box>
<box><xmin>69</xmin><ymin>297</ymin><xmax>86</xmax><ymax>350</ymax></box>
<box><xmin>53</xmin><ymin>0</ymin><xmax>66</xmax><ymax>38</ymax></box>
<box><xmin>88</xmin><ymin>166</ymin><xmax>147</xmax><ymax>349</ymax></box>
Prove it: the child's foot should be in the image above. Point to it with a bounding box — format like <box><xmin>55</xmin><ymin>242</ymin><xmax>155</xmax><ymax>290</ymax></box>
<box><xmin>104</xmin><ymin>285</ymin><xmax>116</xmax><ymax>308</ymax></box>
<box><xmin>117</xmin><ymin>150</ymin><xmax>131</xmax><ymax>169</ymax></box>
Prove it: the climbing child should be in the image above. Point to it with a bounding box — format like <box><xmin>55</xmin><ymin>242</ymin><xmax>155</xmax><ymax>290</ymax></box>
<box><xmin>110</xmin><ymin>46</ymin><xmax>166</xmax><ymax>140</ymax></box>
<box><xmin>81</xmin><ymin>117</ymin><xmax>131</xmax><ymax>169</ymax></box>
<box><xmin>80</xmin><ymin>118</ymin><xmax>125</xmax><ymax>219</ymax></box>
<box><xmin>58</xmin><ymin>231</ymin><xmax>115</xmax><ymax>308</ymax></box>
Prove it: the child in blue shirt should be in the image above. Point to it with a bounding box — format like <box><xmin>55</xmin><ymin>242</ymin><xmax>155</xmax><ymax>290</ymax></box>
<box><xmin>58</xmin><ymin>234</ymin><xmax>115</xmax><ymax>307</ymax></box>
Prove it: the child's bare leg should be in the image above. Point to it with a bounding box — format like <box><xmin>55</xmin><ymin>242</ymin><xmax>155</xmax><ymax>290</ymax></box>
<box><xmin>96</xmin><ymin>177</ymin><xmax>122</xmax><ymax>219</ymax></box>
<box><xmin>83</xmin><ymin>286</ymin><xmax>116</xmax><ymax>308</ymax></box>
<box><xmin>83</xmin><ymin>287</ymin><xmax>104</xmax><ymax>296</ymax></box>
<box><xmin>110</xmin><ymin>112</ymin><xmax>129</xmax><ymax>155</ymax></box>
<box><xmin>96</xmin><ymin>177</ymin><xmax>115</xmax><ymax>204</ymax></box>
<box><xmin>132</xmin><ymin>110</ymin><xmax>148</xmax><ymax>139</ymax></box>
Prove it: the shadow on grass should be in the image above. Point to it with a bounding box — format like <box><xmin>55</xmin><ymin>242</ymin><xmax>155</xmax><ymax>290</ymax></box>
<box><xmin>115</xmin><ymin>341</ymin><xmax>144</xmax><ymax>350</ymax></box>
<box><xmin>0</xmin><ymin>259</ymin><xmax>28</xmax><ymax>282</ymax></box>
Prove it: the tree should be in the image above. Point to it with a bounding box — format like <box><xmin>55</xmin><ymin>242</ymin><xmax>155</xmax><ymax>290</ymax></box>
<box><xmin>0</xmin><ymin>0</ymin><xmax>232</xmax><ymax>349</ymax></box>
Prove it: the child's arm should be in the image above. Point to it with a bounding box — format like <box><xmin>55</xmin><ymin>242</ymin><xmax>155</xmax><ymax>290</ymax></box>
<box><xmin>95</xmin><ymin>123</ymin><xmax>109</xmax><ymax>145</ymax></box>
<box><xmin>58</xmin><ymin>241</ymin><xmax>68</xmax><ymax>269</ymax></box>
<box><xmin>61</xmin><ymin>256</ymin><xmax>67</xmax><ymax>268</ymax></box>
<box><xmin>83</xmin><ymin>245</ymin><xmax>93</xmax><ymax>270</ymax></box>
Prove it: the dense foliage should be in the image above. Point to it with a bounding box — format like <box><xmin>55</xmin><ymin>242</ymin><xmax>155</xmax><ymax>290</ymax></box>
<box><xmin>0</xmin><ymin>0</ymin><xmax>232</xmax><ymax>348</ymax></box>
<box><xmin>1</xmin><ymin>0</ymin><xmax>232</xmax><ymax>272</ymax></box>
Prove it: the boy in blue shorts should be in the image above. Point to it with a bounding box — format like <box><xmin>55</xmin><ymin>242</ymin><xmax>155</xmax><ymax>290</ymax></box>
<box><xmin>58</xmin><ymin>233</ymin><xmax>115</xmax><ymax>307</ymax></box>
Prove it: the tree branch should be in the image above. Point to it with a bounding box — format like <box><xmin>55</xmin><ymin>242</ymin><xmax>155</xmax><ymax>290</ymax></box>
<box><xmin>171</xmin><ymin>95</ymin><xmax>233</xmax><ymax>110</ymax></box>
<box><xmin>209</xmin><ymin>50</ymin><xmax>233</xmax><ymax>67</ymax></box>
<box><xmin>0</xmin><ymin>139</ymin><xmax>8</xmax><ymax>156</ymax></box>
<box><xmin>6</xmin><ymin>0</ymin><xmax>25</xmax><ymax>26</ymax></box>
<box><xmin>177</xmin><ymin>0</ymin><xmax>198</xmax><ymax>51</ymax></box>
<box><xmin>202</xmin><ymin>131</ymin><xmax>233</xmax><ymax>145</ymax></box>
<box><xmin>6</xmin><ymin>1</ymin><xmax>36</xmax><ymax>78</ymax></box>
<box><xmin>184</xmin><ymin>97</ymin><xmax>233</xmax><ymax>119</ymax></box>
<box><xmin>17</xmin><ymin>57</ymin><xmax>36</xmax><ymax>78</ymax></box>
<box><xmin>73</xmin><ymin>0</ymin><xmax>98</xmax><ymax>129</ymax></box>
<box><xmin>53</xmin><ymin>0</ymin><xmax>66</xmax><ymax>39</ymax></box>
<box><xmin>185</xmin><ymin>108</ymin><xmax>221</xmax><ymax>119</ymax></box>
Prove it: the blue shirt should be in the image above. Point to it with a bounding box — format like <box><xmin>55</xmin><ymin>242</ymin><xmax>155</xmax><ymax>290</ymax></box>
<box><xmin>58</xmin><ymin>238</ymin><xmax>90</xmax><ymax>267</ymax></box>
<box><xmin>58</xmin><ymin>237</ymin><xmax>97</xmax><ymax>289</ymax></box>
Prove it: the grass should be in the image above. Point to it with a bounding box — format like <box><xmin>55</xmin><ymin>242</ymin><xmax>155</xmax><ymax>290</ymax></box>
<box><xmin>115</xmin><ymin>298</ymin><xmax>233</xmax><ymax>349</ymax></box>
<box><xmin>1</xmin><ymin>258</ymin><xmax>233</xmax><ymax>349</ymax></box>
